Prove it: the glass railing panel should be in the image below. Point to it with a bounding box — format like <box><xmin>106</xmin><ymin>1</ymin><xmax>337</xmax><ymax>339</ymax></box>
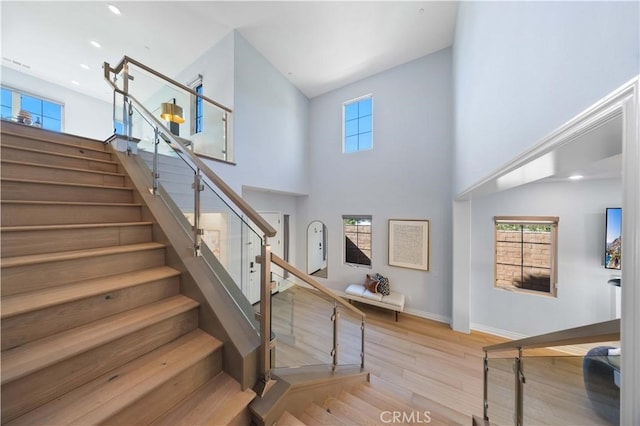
<box><xmin>124</xmin><ymin>61</ymin><xmax>230</xmax><ymax>162</ymax></box>
<box><xmin>522</xmin><ymin>350</ymin><xmax>619</xmax><ymax>425</ymax></box>
<box><xmin>486</xmin><ymin>356</ymin><xmax>516</xmax><ymax>425</ymax></box>
<box><xmin>271</xmin><ymin>275</ymin><xmax>334</xmax><ymax>368</ymax></box>
<box><xmin>120</xmin><ymin>102</ymin><xmax>262</xmax><ymax>334</ymax></box>
<box><xmin>337</xmin><ymin>305</ymin><xmax>363</xmax><ymax>366</ymax></box>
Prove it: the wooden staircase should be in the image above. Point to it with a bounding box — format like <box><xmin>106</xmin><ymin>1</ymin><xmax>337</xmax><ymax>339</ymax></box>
<box><xmin>276</xmin><ymin>382</ymin><xmax>434</xmax><ymax>426</ymax></box>
<box><xmin>0</xmin><ymin>123</ymin><xmax>255</xmax><ymax>425</ymax></box>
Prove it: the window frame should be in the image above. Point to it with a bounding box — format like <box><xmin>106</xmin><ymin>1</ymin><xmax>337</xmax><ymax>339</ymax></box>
<box><xmin>494</xmin><ymin>216</ymin><xmax>559</xmax><ymax>297</ymax></box>
<box><xmin>342</xmin><ymin>94</ymin><xmax>373</xmax><ymax>154</ymax></box>
<box><xmin>1</xmin><ymin>86</ymin><xmax>64</xmax><ymax>132</ymax></box>
<box><xmin>187</xmin><ymin>75</ymin><xmax>203</xmax><ymax>136</ymax></box>
<box><xmin>343</xmin><ymin>215</ymin><xmax>373</xmax><ymax>268</ymax></box>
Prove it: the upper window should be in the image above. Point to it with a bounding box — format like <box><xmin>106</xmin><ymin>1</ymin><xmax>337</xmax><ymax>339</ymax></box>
<box><xmin>344</xmin><ymin>215</ymin><xmax>372</xmax><ymax>267</ymax></box>
<box><xmin>343</xmin><ymin>95</ymin><xmax>372</xmax><ymax>153</ymax></box>
<box><xmin>1</xmin><ymin>87</ymin><xmax>62</xmax><ymax>132</ymax></box>
<box><xmin>494</xmin><ymin>216</ymin><xmax>559</xmax><ymax>296</ymax></box>
<box><xmin>194</xmin><ymin>84</ymin><xmax>203</xmax><ymax>134</ymax></box>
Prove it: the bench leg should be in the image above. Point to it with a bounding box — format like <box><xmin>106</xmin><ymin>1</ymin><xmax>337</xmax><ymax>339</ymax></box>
<box><xmin>395</xmin><ymin>311</ymin><xmax>399</xmax><ymax>322</ymax></box>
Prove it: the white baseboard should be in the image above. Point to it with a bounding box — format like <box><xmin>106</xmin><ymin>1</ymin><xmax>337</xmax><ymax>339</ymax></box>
<box><xmin>403</xmin><ymin>307</ymin><xmax>451</xmax><ymax>325</ymax></box>
<box><xmin>471</xmin><ymin>323</ymin><xmax>528</xmax><ymax>341</ymax></box>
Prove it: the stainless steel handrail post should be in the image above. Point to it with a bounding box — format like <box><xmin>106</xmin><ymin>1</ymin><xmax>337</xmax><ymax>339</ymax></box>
<box><xmin>360</xmin><ymin>317</ymin><xmax>365</xmax><ymax>369</ymax></box>
<box><xmin>255</xmin><ymin>240</ymin><xmax>275</xmax><ymax>397</ymax></box>
<box><xmin>483</xmin><ymin>351</ymin><xmax>489</xmax><ymax>421</ymax></box>
<box><xmin>331</xmin><ymin>302</ymin><xmax>339</xmax><ymax>371</ymax></box>
<box><xmin>515</xmin><ymin>348</ymin><xmax>524</xmax><ymax>426</ymax></box>
<box><xmin>192</xmin><ymin>169</ymin><xmax>204</xmax><ymax>256</ymax></box>
<box><xmin>152</xmin><ymin>128</ymin><xmax>160</xmax><ymax>195</ymax></box>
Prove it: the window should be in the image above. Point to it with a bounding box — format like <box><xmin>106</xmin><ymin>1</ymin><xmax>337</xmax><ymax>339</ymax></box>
<box><xmin>494</xmin><ymin>216</ymin><xmax>559</xmax><ymax>296</ymax></box>
<box><xmin>187</xmin><ymin>75</ymin><xmax>203</xmax><ymax>135</ymax></box>
<box><xmin>343</xmin><ymin>95</ymin><xmax>372</xmax><ymax>153</ymax></box>
<box><xmin>1</xmin><ymin>87</ymin><xmax>63</xmax><ymax>131</ymax></box>
<box><xmin>194</xmin><ymin>84</ymin><xmax>203</xmax><ymax>134</ymax></box>
<box><xmin>344</xmin><ymin>216</ymin><xmax>372</xmax><ymax>267</ymax></box>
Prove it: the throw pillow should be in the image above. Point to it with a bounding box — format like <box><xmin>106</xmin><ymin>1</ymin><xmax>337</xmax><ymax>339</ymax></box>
<box><xmin>364</xmin><ymin>274</ymin><xmax>379</xmax><ymax>293</ymax></box>
<box><xmin>375</xmin><ymin>273</ymin><xmax>391</xmax><ymax>296</ymax></box>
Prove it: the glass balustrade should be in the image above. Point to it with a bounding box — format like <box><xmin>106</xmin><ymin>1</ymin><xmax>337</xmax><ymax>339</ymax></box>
<box><xmin>486</xmin><ymin>356</ymin><xmax>517</xmax><ymax>425</ymax></box>
<box><xmin>270</xmin><ymin>273</ymin><xmax>365</xmax><ymax>370</ymax></box>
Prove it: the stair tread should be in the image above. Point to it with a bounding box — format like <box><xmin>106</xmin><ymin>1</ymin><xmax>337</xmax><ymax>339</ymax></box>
<box><xmin>0</xmin><ymin>242</ymin><xmax>165</xmax><ymax>269</ymax></box>
<box><xmin>6</xmin><ymin>329</ymin><xmax>221</xmax><ymax>426</ymax></box>
<box><xmin>352</xmin><ymin>383</ymin><xmax>419</xmax><ymax>415</ymax></box>
<box><xmin>1</xmin><ymin>295</ymin><xmax>199</xmax><ymax>385</ymax></box>
<box><xmin>303</xmin><ymin>403</ymin><xmax>348</xmax><ymax>425</ymax></box>
<box><xmin>1</xmin><ymin>199</ymin><xmax>141</xmax><ymax>207</ymax></box>
<box><xmin>1</xmin><ymin>125</ymin><xmax>107</xmax><ymax>150</ymax></box>
<box><xmin>1</xmin><ymin>177</ymin><xmax>134</xmax><ymax>191</ymax></box>
<box><xmin>1</xmin><ymin>266</ymin><xmax>180</xmax><ymax>319</ymax></box>
<box><xmin>278</xmin><ymin>410</ymin><xmax>307</xmax><ymax>426</ymax></box>
<box><xmin>323</xmin><ymin>397</ymin><xmax>372</xmax><ymax>424</ymax></box>
<box><xmin>1</xmin><ymin>159</ymin><xmax>126</xmax><ymax>177</ymax></box>
<box><xmin>0</xmin><ymin>144</ymin><xmax>116</xmax><ymax>164</ymax></box>
<box><xmin>150</xmin><ymin>372</ymin><xmax>256</xmax><ymax>426</ymax></box>
<box><xmin>338</xmin><ymin>390</ymin><xmax>384</xmax><ymax>422</ymax></box>
<box><xmin>0</xmin><ymin>221</ymin><xmax>153</xmax><ymax>233</ymax></box>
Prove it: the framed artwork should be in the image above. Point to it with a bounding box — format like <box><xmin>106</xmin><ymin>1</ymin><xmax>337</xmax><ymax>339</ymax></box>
<box><xmin>388</xmin><ymin>219</ymin><xmax>430</xmax><ymax>271</ymax></box>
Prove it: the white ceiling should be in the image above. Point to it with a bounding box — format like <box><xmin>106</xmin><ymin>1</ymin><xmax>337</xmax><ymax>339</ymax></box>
<box><xmin>0</xmin><ymin>1</ymin><xmax>459</xmax><ymax>101</ymax></box>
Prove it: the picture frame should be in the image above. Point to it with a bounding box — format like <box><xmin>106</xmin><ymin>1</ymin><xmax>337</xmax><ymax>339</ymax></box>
<box><xmin>388</xmin><ymin>219</ymin><xmax>430</xmax><ymax>271</ymax></box>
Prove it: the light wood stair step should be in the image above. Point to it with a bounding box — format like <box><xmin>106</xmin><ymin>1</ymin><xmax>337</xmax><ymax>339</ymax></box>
<box><xmin>1</xmin><ymin>242</ymin><xmax>167</xmax><ymax>296</ymax></box>
<box><xmin>0</xmin><ymin>200</ymin><xmax>141</xmax><ymax>226</ymax></box>
<box><xmin>5</xmin><ymin>329</ymin><xmax>222</xmax><ymax>426</ymax></box>
<box><xmin>1</xmin><ymin>295</ymin><xmax>201</xmax><ymax>422</ymax></box>
<box><xmin>1</xmin><ymin>266</ymin><xmax>181</xmax><ymax>350</ymax></box>
<box><xmin>1</xmin><ymin>121</ymin><xmax>107</xmax><ymax>151</ymax></box>
<box><xmin>0</xmin><ymin>145</ymin><xmax>118</xmax><ymax>173</ymax></box>
<box><xmin>322</xmin><ymin>397</ymin><xmax>373</xmax><ymax>424</ymax></box>
<box><xmin>337</xmin><ymin>390</ymin><xmax>385</xmax><ymax>423</ymax></box>
<box><xmin>300</xmin><ymin>403</ymin><xmax>348</xmax><ymax>425</ymax></box>
<box><xmin>1</xmin><ymin>160</ymin><xmax>126</xmax><ymax>187</ymax></box>
<box><xmin>0</xmin><ymin>132</ymin><xmax>111</xmax><ymax>160</ymax></box>
<box><xmin>278</xmin><ymin>410</ymin><xmax>307</xmax><ymax>426</ymax></box>
<box><xmin>0</xmin><ymin>222</ymin><xmax>153</xmax><ymax>257</ymax></box>
<box><xmin>1</xmin><ymin>178</ymin><xmax>134</xmax><ymax>203</ymax></box>
<box><xmin>150</xmin><ymin>371</ymin><xmax>256</xmax><ymax>426</ymax></box>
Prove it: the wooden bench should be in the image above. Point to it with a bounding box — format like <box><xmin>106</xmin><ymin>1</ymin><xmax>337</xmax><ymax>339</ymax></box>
<box><xmin>338</xmin><ymin>284</ymin><xmax>405</xmax><ymax>321</ymax></box>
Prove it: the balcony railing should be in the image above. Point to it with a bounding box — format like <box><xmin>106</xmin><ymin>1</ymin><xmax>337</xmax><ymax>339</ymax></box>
<box><xmin>482</xmin><ymin>319</ymin><xmax>620</xmax><ymax>425</ymax></box>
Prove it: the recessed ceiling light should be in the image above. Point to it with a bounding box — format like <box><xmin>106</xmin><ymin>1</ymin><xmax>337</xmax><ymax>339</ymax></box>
<box><xmin>569</xmin><ymin>174</ymin><xmax>584</xmax><ymax>180</ymax></box>
<box><xmin>90</xmin><ymin>40</ymin><xmax>102</xmax><ymax>48</ymax></box>
<box><xmin>108</xmin><ymin>4</ymin><xmax>121</xmax><ymax>15</ymax></box>
<box><xmin>71</xmin><ymin>80</ymin><xmax>80</xmax><ymax>86</ymax></box>
<box><xmin>80</xmin><ymin>64</ymin><xmax>90</xmax><ymax>70</ymax></box>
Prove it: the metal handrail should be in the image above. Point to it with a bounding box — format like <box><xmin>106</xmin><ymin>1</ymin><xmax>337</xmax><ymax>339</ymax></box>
<box><xmin>271</xmin><ymin>253</ymin><xmax>366</xmax><ymax>319</ymax></box>
<box><xmin>483</xmin><ymin>318</ymin><xmax>620</xmax><ymax>353</ymax></box>
<box><xmin>103</xmin><ymin>62</ymin><xmax>276</xmax><ymax>239</ymax></box>
<box><xmin>110</xmin><ymin>56</ymin><xmax>232</xmax><ymax>113</ymax></box>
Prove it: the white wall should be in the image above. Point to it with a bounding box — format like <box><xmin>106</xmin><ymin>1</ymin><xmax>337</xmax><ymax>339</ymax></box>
<box><xmin>204</xmin><ymin>32</ymin><xmax>310</xmax><ymax>197</ymax></box>
<box><xmin>1</xmin><ymin>66</ymin><xmax>112</xmax><ymax>140</ymax></box>
<box><xmin>302</xmin><ymin>49</ymin><xmax>453</xmax><ymax>322</ymax></box>
<box><xmin>470</xmin><ymin>178</ymin><xmax>622</xmax><ymax>338</ymax></box>
<box><xmin>453</xmin><ymin>1</ymin><xmax>640</xmax><ymax>195</ymax></box>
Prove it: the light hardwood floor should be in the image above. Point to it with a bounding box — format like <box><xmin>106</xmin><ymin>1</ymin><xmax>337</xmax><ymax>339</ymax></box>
<box><xmin>271</xmin><ymin>286</ymin><xmax>615</xmax><ymax>425</ymax></box>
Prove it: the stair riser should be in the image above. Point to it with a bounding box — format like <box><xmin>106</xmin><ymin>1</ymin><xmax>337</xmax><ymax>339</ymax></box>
<box><xmin>1</xmin><ymin>203</ymin><xmax>141</xmax><ymax>226</ymax></box>
<box><xmin>1</xmin><ymin>123</ymin><xmax>107</xmax><ymax>151</ymax></box>
<box><xmin>0</xmin><ymin>133</ymin><xmax>111</xmax><ymax>161</ymax></box>
<box><xmin>1</xmin><ymin>309</ymin><xmax>199</xmax><ymax>423</ymax></box>
<box><xmin>1</xmin><ymin>180</ymin><xmax>133</xmax><ymax>203</ymax></box>
<box><xmin>1</xmin><ymin>162</ymin><xmax>125</xmax><ymax>187</ymax></box>
<box><xmin>1</xmin><ymin>248</ymin><xmax>166</xmax><ymax>296</ymax></box>
<box><xmin>0</xmin><ymin>147</ymin><xmax>118</xmax><ymax>173</ymax></box>
<box><xmin>1</xmin><ymin>277</ymin><xmax>181</xmax><ymax>350</ymax></box>
<box><xmin>105</xmin><ymin>351</ymin><xmax>222</xmax><ymax>425</ymax></box>
<box><xmin>1</xmin><ymin>224</ymin><xmax>152</xmax><ymax>258</ymax></box>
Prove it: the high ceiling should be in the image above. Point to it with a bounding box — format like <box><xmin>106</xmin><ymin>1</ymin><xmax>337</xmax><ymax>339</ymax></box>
<box><xmin>1</xmin><ymin>1</ymin><xmax>459</xmax><ymax>101</ymax></box>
